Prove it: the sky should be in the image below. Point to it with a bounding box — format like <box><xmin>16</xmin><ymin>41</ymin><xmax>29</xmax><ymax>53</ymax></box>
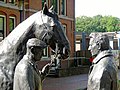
<box><xmin>75</xmin><ymin>0</ymin><xmax>120</xmax><ymax>18</ymax></box>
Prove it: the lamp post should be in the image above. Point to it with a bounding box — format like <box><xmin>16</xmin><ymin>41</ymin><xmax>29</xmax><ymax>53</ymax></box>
<box><xmin>17</xmin><ymin>0</ymin><xmax>25</xmax><ymax>22</ymax></box>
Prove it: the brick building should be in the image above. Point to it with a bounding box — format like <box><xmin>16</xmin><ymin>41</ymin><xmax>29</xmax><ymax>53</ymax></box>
<box><xmin>0</xmin><ymin>0</ymin><xmax>75</xmax><ymax>69</ymax></box>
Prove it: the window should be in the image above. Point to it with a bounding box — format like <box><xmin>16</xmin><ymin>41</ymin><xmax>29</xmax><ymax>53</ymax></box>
<box><xmin>76</xmin><ymin>41</ymin><xmax>81</xmax><ymax>51</ymax></box>
<box><xmin>0</xmin><ymin>15</ymin><xmax>5</xmax><ymax>39</ymax></box>
<box><xmin>42</xmin><ymin>47</ymin><xmax>48</xmax><ymax>58</ymax></box>
<box><xmin>50</xmin><ymin>0</ymin><xmax>59</xmax><ymax>13</ymax></box>
<box><xmin>60</xmin><ymin>0</ymin><xmax>66</xmax><ymax>15</ymax></box>
<box><xmin>9</xmin><ymin>0</ymin><xmax>15</xmax><ymax>4</ymax></box>
<box><xmin>9</xmin><ymin>17</ymin><xmax>15</xmax><ymax>33</ymax></box>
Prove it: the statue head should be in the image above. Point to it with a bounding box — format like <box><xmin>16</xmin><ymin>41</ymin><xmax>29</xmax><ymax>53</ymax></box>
<box><xmin>88</xmin><ymin>33</ymin><xmax>110</xmax><ymax>56</ymax></box>
<box><xmin>26</xmin><ymin>38</ymin><xmax>47</xmax><ymax>61</ymax></box>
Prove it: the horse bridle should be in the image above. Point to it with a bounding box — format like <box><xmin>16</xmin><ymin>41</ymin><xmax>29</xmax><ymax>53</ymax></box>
<box><xmin>39</xmin><ymin>11</ymin><xmax>54</xmax><ymax>43</ymax></box>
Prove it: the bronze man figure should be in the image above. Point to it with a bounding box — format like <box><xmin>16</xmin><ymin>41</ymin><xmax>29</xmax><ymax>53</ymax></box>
<box><xmin>13</xmin><ymin>38</ymin><xmax>51</xmax><ymax>90</ymax></box>
<box><xmin>87</xmin><ymin>33</ymin><xmax>118</xmax><ymax>90</ymax></box>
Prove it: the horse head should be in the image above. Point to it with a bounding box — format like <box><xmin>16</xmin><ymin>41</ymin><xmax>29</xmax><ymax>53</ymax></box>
<box><xmin>34</xmin><ymin>3</ymin><xmax>70</xmax><ymax>59</ymax></box>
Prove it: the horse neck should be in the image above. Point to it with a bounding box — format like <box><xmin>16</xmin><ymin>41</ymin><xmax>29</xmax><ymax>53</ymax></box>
<box><xmin>6</xmin><ymin>17</ymin><xmax>35</xmax><ymax>47</ymax></box>
<box><xmin>3</xmin><ymin>11</ymin><xmax>42</xmax><ymax>50</ymax></box>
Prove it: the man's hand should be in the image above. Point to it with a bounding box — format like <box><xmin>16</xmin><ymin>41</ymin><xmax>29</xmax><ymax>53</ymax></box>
<box><xmin>41</xmin><ymin>63</ymin><xmax>52</xmax><ymax>76</ymax></box>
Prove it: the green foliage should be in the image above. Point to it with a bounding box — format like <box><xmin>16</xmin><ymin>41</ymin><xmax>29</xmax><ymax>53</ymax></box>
<box><xmin>76</xmin><ymin>15</ymin><xmax>120</xmax><ymax>33</ymax></box>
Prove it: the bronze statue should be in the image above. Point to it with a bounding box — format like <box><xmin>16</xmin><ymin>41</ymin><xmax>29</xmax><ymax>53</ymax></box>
<box><xmin>0</xmin><ymin>3</ymin><xmax>70</xmax><ymax>90</ymax></box>
<box><xmin>87</xmin><ymin>33</ymin><xmax>118</xmax><ymax>90</ymax></box>
<box><xmin>13</xmin><ymin>38</ymin><xmax>51</xmax><ymax>90</ymax></box>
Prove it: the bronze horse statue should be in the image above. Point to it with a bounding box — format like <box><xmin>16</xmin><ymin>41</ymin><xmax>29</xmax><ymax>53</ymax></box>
<box><xmin>0</xmin><ymin>4</ymin><xmax>70</xmax><ymax>90</ymax></box>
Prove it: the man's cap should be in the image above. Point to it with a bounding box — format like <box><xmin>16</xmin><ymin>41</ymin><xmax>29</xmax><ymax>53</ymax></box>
<box><xmin>27</xmin><ymin>38</ymin><xmax>47</xmax><ymax>48</ymax></box>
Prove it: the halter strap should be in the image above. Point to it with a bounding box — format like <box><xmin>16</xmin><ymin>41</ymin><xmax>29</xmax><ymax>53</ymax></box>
<box><xmin>39</xmin><ymin>11</ymin><xmax>54</xmax><ymax>44</ymax></box>
<box><xmin>41</xmin><ymin>11</ymin><xmax>48</xmax><ymax>29</ymax></box>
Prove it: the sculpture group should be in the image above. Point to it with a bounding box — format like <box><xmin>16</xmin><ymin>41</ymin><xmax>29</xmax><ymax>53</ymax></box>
<box><xmin>0</xmin><ymin>2</ymin><xmax>118</xmax><ymax>90</ymax></box>
<box><xmin>0</xmin><ymin>3</ymin><xmax>70</xmax><ymax>90</ymax></box>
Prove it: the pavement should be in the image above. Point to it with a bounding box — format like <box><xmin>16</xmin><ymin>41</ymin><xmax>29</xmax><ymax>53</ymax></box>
<box><xmin>43</xmin><ymin>70</ymin><xmax>120</xmax><ymax>90</ymax></box>
<box><xmin>43</xmin><ymin>74</ymin><xmax>88</xmax><ymax>90</ymax></box>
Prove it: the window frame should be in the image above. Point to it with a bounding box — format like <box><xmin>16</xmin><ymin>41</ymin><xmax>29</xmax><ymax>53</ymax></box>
<box><xmin>60</xmin><ymin>0</ymin><xmax>66</xmax><ymax>16</ymax></box>
<box><xmin>9</xmin><ymin>16</ymin><xmax>15</xmax><ymax>33</ymax></box>
<box><xmin>49</xmin><ymin>0</ymin><xmax>59</xmax><ymax>14</ymax></box>
<box><xmin>42</xmin><ymin>47</ymin><xmax>48</xmax><ymax>58</ymax></box>
<box><xmin>0</xmin><ymin>15</ymin><xmax>6</xmax><ymax>39</ymax></box>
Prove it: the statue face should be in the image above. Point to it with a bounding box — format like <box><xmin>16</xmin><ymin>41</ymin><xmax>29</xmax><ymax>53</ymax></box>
<box><xmin>33</xmin><ymin>47</ymin><xmax>43</xmax><ymax>61</ymax></box>
<box><xmin>88</xmin><ymin>37</ymin><xmax>100</xmax><ymax>56</ymax></box>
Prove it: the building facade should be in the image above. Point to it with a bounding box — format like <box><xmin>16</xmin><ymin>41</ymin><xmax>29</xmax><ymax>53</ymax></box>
<box><xmin>0</xmin><ymin>0</ymin><xmax>75</xmax><ymax>69</ymax></box>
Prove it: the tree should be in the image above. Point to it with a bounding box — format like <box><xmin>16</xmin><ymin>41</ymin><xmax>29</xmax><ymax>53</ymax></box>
<box><xmin>76</xmin><ymin>15</ymin><xmax>120</xmax><ymax>33</ymax></box>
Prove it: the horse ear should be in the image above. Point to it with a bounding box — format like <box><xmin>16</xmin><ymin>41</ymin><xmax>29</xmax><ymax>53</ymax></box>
<box><xmin>43</xmin><ymin>2</ymin><xmax>48</xmax><ymax>15</ymax></box>
<box><xmin>49</xmin><ymin>5</ymin><xmax>53</xmax><ymax>11</ymax></box>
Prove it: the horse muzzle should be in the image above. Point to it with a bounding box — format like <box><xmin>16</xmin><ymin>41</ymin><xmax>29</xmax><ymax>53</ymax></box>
<box><xmin>60</xmin><ymin>46</ymin><xmax>70</xmax><ymax>59</ymax></box>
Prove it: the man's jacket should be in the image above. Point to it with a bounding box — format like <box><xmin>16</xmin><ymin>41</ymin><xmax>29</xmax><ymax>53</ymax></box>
<box><xmin>87</xmin><ymin>50</ymin><xmax>118</xmax><ymax>90</ymax></box>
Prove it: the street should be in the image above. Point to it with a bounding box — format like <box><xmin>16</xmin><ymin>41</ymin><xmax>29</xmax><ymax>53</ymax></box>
<box><xmin>43</xmin><ymin>69</ymin><xmax>120</xmax><ymax>90</ymax></box>
<box><xmin>43</xmin><ymin>74</ymin><xmax>88</xmax><ymax>90</ymax></box>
